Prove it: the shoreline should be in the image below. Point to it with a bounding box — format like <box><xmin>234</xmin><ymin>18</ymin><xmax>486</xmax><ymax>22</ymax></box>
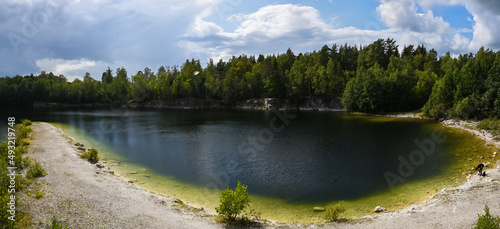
<box><xmin>21</xmin><ymin>120</ymin><xmax>500</xmax><ymax>228</ymax></box>
<box><xmin>20</xmin><ymin>122</ymin><xmax>222</xmax><ymax>228</ymax></box>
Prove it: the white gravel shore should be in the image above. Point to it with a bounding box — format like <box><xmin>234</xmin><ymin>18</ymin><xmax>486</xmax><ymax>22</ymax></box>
<box><xmin>21</xmin><ymin>122</ymin><xmax>222</xmax><ymax>229</ymax></box>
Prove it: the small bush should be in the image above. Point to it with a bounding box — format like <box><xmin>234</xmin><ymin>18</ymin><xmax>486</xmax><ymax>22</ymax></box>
<box><xmin>80</xmin><ymin>148</ymin><xmax>99</xmax><ymax>163</ymax></box>
<box><xmin>16</xmin><ymin>125</ymin><xmax>32</xmax><ymax>143</ymax></box>
<box><xmin>21</xmin><ymin>119</ymin><xmax>32</xmax><ymax>126</ymax></box>
<box><xmin>26</xmin><ymin>160</ymin><xmax>47</xmax><ymax>180</ymax></box>
<box><xmin>475</xmin><ymin>205</ymin><xmax>500</xmax><ymax>229</ymax></box>
<box><xmin>324</xmin><ymin>201</ymin><xmax>346</xmax><ymax>222</ymax></box>
<box><xmin>216</xmin><ymin>180</ymin><xmax>250</xmax><ymax>222</ymax></box>
<box><xmin>49</xmin><ymin>216</ymin><xmax>70</xmax><ymax>229</ymax></box>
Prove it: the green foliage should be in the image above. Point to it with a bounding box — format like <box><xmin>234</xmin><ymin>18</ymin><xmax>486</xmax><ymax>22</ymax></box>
<box><xmin>475</xmin><ymin>205</ymin><xmax>500</xmax><ymax>229</ymax></box>
<box><xmin>216</xmin><ymin>180</ymin><xmax>251</xmax><ymax>222</ymax></box>
<box><xmin>80</xmin><ymin>148</ymin><xmax>99</xmax><ymax>163</ymax></box>
<box><xmin>0</xmin><ymin>119</ymin><xmax>40</xmax><ymax>228</ymax></box>
<box><xmin>21</xmin><ymin>119</ymin><xmax>32</xmax><ymax>126</ymax></box>
<box><xmin>324</xmin><ymin>201</ymin><xmax>346</xmax><ymax>222</ymax></box>
<box><xmin>26</xmin><ymin>160</ymin><xmax>47</xmax><ymax>180</ymax></box>
<box><xmin>49</xmin><ymin>216</ymin><xmax>70</xmax><ymax>229</ymax></box>
<box><xmin>477</xmin><ymin>119</ymin><xmax>500</xmax><ymax>137</ymax></box>
<box><xmin>1</xmin><ymin>41</ymin><xmax>500</xmax><ymax>120</ymax></box>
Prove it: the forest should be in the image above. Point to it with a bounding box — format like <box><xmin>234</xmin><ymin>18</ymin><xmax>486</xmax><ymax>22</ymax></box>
<box><xmin>1</xmin><ymin>38</ymin><xmax>500</xmax><ymax>120</ymax></box>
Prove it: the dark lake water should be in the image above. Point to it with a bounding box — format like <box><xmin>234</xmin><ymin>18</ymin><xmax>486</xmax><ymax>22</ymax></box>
<box><xmin>0</xmin><ymin>108</ymin><xmax>451</xmax><ymax>203</ymax></box>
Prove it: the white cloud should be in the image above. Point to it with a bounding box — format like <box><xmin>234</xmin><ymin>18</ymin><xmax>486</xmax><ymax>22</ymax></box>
<box><xmin>377</xmin><ymin>0</ymin><xmax>451</xmax><ymax>34</ymax></box>
<box><xmin>35</xmin><ymin>58</ymin><xmax>101</xmax><ymax>81</ymax></box>
<box><xmin>181</xmin><ymin>4</ymin><xmax>385</xmax><ymax>61</ymax></box>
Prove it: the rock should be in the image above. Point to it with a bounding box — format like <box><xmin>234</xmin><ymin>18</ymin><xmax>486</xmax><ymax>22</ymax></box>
<box><xmin>313</xmin><ymin>207</ymin><xmax>325</xmax><ymax>212</ymax></box>
<box><xmin>438</xmin><ymin>118</ymin><xmax>445</xmax><ymax>122</ymax></box>
<box><xmin>95</xmin><ymin>163</ymin><xmax>103</xmax><ymax>168</ymax></box>
<box><xmin>142</xmin><ymin>174</ymin><xmax>150</xmax><ymax>178</ymax></box>
<box><xmin>108</xmin><ymin>170</ymin><xmax>114</xmax><ymax>174</ymax></box>
<box><xmin>96</xmin><ymin>171</ymin><xmax>100</xmax><ymax>174</ymax></box>
<box><xmin>129</xmin><ymin>171</ymin><xmax>138</xmax><ymax>174</ymax></box>
<box><xmin>374</xmin><ymin>206</ymin><xmax>386</xmax><ymax>213</ymax></box>
<box><xmin>494</xmin><ymin>152</ymin><xmax>497</xmax><ymax>155</ymax></box>
<box><xmin>77</xmin><ymin>146</ymin><xmax>85</xmax><ymax>151</ymax></box>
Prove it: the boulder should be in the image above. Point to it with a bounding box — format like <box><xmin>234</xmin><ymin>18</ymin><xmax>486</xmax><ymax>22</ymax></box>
<box><xmin>95</xmin><ymin>163</ymin><xmax>103</xmax><ymax>168</ymax></box>
<box><xmin>374</xmin><ymin>206</ymin><xmax>386</xmax><ymax>213</ymax></box>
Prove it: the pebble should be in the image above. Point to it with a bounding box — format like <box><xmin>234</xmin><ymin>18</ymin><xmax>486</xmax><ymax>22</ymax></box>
<box><xmin>374</xmin><ymin>206</ymin><xmax>386</xmax><ymax>212</ymax></box>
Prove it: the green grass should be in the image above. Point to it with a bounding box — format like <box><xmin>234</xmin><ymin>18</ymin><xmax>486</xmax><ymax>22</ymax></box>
<box><xmin>80</xmin><ymin>148</ymin><xmax>99</xmax><ymax>163</ymax></box>
<box><xmin>49</xmin><ymin>216</ymin><xmax>70</xmax><ymax>229</ymax></box>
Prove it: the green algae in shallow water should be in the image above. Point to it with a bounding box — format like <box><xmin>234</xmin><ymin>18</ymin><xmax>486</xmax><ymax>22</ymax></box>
<box><xmin>51</xmin><ymin>119</ymin><xmax>499</xmax><ymax>223</ymax></box>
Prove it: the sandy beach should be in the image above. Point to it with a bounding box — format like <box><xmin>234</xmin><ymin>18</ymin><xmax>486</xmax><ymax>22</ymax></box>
<box><xmin>20</xmin><ymin>122</ymin><xmax>500</xmax><ymax>228</ymax></box>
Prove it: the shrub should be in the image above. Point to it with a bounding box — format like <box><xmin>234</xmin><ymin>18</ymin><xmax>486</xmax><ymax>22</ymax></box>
<box><xmin>324</xmin><ymin>201</ymin><xmax>346</xmax><ymax>222</ymax></box>
<box><xmin>216</xmin><ymin>180</ymin><xmax>250</xmax><ymax>221</ymax></box>
<box><xmin>26</xmin><ymin>160</ymin><xmax>47</xmax><ymax>180</ymax></box>
<box><xmin>21</xmin><ymin>119</ymin><xmax>32</xmax><ymax>126</ymax></box>
<box><xmin>80</xmin><ymin>148</ymin><xmax>99</xmax><ymax>163</ymax></box>
<box><xmin>475</xmin><ymin>205</ymin><xmax>500</xmax><ymax>229</ymax></box>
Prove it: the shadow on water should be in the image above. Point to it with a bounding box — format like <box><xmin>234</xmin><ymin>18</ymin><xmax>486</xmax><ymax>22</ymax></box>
<box><xmin>1</xmin><ymin>108</ymin><xmax>449</xmax><ymax>203</ymax></box>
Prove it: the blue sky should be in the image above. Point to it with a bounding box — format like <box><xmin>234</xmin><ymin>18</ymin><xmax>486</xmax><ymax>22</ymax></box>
<box><xmin>1</xmin><ymin>0</ymin><xmax>498</xmax><ymax>81</ymax></box>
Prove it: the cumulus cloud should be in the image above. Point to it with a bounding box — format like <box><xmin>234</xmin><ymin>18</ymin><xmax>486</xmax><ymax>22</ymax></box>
<box><xmin>35</xmin><ymin>58</ymin><xmax>104</xmax><ymax>81</ymax></box>
<box><xmin>377</xmin><ymin>0</ymin><xmax>451</xmax><ymax>34</ymax></box>
<box><xmin>181</xmin><ymin>4</ymin><xmax>389</xmax><ymax>61</ymax></box>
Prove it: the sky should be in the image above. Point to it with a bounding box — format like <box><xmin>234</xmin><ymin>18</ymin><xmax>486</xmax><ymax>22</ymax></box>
<box><xmin>1</xmin><ymin>0</ymin><xmax>499</xmax><ymax>81</ymax></box>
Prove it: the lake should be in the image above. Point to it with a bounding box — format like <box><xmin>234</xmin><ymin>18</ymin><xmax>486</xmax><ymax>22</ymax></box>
<box><xmin>0</xmin><ymin>108</ymin><xmax>495</xmax><ymax>222</ymax></box>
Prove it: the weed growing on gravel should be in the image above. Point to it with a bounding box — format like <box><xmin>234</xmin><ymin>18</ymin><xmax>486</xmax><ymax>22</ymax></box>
<box><xmin>475</xmin><ymin>205</ymin><xmax>500</xmax><ymax>229</ymax></box>
<box><xmin>49</xmin><ymin>216</ymin><xmax>70</xmax><ymax>229</ymax></box>
<box><xmin>80</xmin><ymin>148</ymin><xmax>99</xmax><ymax>163</ymax></box>
<box><xmin>26</xmin><ymin>160</ymin><xmax>47</xmax><ymax>180</ymax></box>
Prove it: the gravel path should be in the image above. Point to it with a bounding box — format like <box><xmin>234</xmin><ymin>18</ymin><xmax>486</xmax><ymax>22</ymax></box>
<box><xmin>21</xmin><ymin>122</ymin><xmax>222</xmax><ymax>229</ymax></box>
<box><xmin>20</xmin><ymin>122</ymin><xmax>500</xmax><ymax>229</ymax></box>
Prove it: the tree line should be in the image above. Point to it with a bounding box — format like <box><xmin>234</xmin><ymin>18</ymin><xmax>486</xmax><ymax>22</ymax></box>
<box><xmin>1</xmin><ymin>38</ymin><xmax>500</xmax><ymax>120</ymax></box>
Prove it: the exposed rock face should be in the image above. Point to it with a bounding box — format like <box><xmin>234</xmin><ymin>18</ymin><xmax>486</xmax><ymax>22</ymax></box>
<box><xmin>237</xmin><ymin>98</ymin><xmax>344</xmax><ymax>111</ymax></box>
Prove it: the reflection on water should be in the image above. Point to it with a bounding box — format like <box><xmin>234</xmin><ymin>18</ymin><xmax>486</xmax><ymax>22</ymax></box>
<box><xmin>1</xmin><ymin>108</ymin><xmax>451</xmax><ymax>203</ymax></box>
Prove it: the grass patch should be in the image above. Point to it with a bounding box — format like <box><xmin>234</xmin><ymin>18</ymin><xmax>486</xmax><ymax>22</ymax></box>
<box><xmin>49</xmin><ymin>216</ymin><xmax>70</xmax><ymax>229</ymax></box>
<box><xmin>80</xmin><ymin>148</ymin><xmax>99</xmax><ymax>164</ymax></box>
<box><xmin>34</xmin><ymin>189</ymin><xmax>45</xmax><ymax>199</ymax></box>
